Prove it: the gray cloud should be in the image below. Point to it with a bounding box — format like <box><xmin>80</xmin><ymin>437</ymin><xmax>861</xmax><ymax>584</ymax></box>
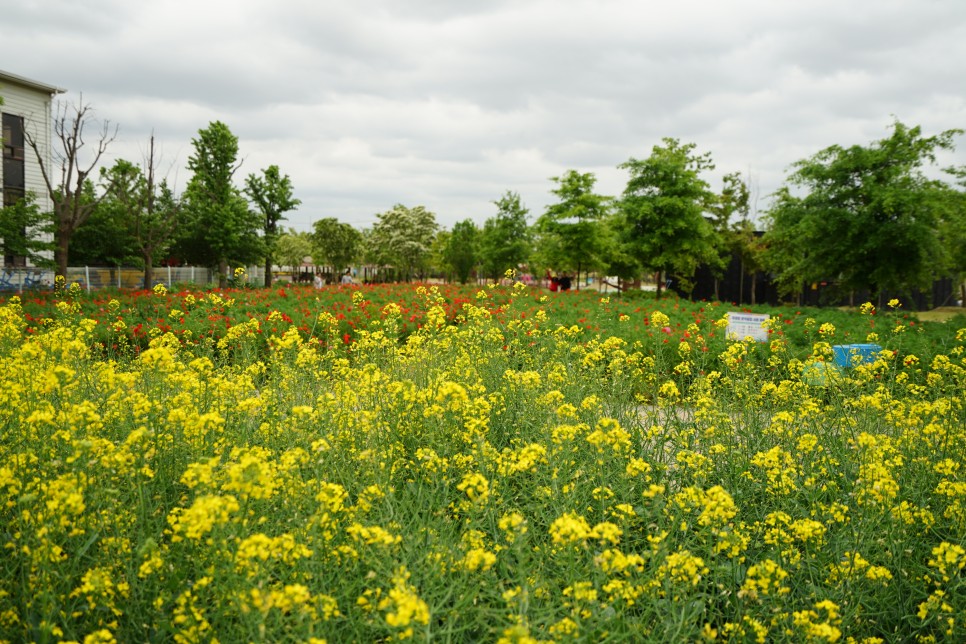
<box><xmin>3</xmin><ymin>0</ymin><xmax>964</xmax><ymax>230</ymax></box>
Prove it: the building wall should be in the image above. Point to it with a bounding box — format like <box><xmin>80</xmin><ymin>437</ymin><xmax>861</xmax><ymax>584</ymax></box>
<box><xmin>1</xmin><ymin>73</ymin><xmax>60</xmax><ymax>266</ymax></box>
<box><xmin>1</xmin><ymin>79</ymin><xmax>55</xmax><ymax>214</ymax></box>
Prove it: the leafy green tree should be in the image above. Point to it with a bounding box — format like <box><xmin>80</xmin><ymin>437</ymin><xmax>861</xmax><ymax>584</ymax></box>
<box><xmin>245</xmin><ymin>165</ymin><xmax>300</xmax><ymax>287</ymax></box>
<box><xmin>479</xmin><ymin>191</ymin><xmax>531</xmax><ymax>280</ymax></box>
<box><xmin>178</xmin><ymin>121</ymin><xmax>261</xmax><ymax>287</ymax></box>
<box><xmin>428</xmin><ymin>229</ymin><xmax>451</xmax><ymax>281</ymax></box>
<box><xmin>597</xmin><ymin>213</ymin><xmax>641</xmax><ymax>291</ymax></box>
<box><xmin>0</xmin><ymin>192</ymin><xmax>54</xmax><ymax>267</ymax></box>
<box><xmin>23</xmin><ymin>98</ymin><xmax>117</xmax><ymax>277</ymax></box>
<box><xmin>761</xmin><ymin>121</ymin><xmax>962</xmax><ymax>304</ymax></box>
<box><xmin>936</xmin><ymin>166</ymin><xmax>966</xmax><ymax>306</ymax></box>
<box><xmin>367</xmin><ymin>204</ymin><xmax>438</xmax><ymax>281</ymax></box>
<box><xmin>275</xmin><ymin>229</ymin><xmax>314</xmax><ymax>277</ymax></box>
<box><xmin>708</xmin><ymin>172</ymin><xmax>750</xmax><ymax>300</ymax></box>
<box><xmin>69</xmin><ymin>177</ymin><xmax>139</xmax><ymax>266</ymax></box>
<box><xmin>97</xmin><ymin>137</ymin><xmax>183</xmax><ymax>286</ymax></box>
<box><xmin>443</xmin><ymin>219</ymin><xmax>479</xmax><ymax>284</ymax></box>
<box><xmin>617</xmin><ymin>138</ymin><xmax>720</xmax><ymax>299</ymax></box>
<box><xmin>312</xmin><ymin>217</ymin><xmax>362</xmax><ymax>275</ymax></box>
<box><xmin>536</xmin><ymin>171</ymin><xmax>610</xmax><ymax>289</ymax></box>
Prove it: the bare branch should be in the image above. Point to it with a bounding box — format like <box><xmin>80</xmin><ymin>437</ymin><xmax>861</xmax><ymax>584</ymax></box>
<box><xmin>23</xmin><ymin>95</ymin><xmax>117</xmax><ymax>276</ymax></box>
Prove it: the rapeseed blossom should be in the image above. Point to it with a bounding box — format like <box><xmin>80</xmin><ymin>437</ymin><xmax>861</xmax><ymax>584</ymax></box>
<box><xmin>1</xmin><ymin>285</ymin><xmax>963</xmax><ymax>641</ymax></box>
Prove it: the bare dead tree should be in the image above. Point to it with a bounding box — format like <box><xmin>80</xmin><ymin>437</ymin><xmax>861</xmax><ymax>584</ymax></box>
<box><xmin>24</xmin><ymin>96</ymin><xmax>117</xmax><ymax>277</ymax></box>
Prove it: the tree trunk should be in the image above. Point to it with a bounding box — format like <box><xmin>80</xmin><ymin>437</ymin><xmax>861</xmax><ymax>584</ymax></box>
<box><xmin>143</xmin><ymin>252</ymin><xmax>154</xmax><ymax>290</ymax></box>
<box><xmin>655</xmin><ymin>270</ymin><xmax>663</xmax><ymax>299</ymax></box>
<box><xmin>750</xmin><ymin>272</ymin><xmax>757</xmax><ymax>306</ymax></box>
<box><xmin>738</xmin><ymin>260</ymin><xmax>745</xmax><ymax>304</ymax></box>
<box><xmin>218</xmin><ymin>259</ymin><xmax>229</xmax><ymax>289</ymax></box>
<box><xmin>55</xmin><ymin>227</ymin><xmax>70</xmax><ymax>280</ymax></box>
<box><xmin>264</xmin><ymin>256</ymin><xmax>273</xmax><ymax>288</ymax></box>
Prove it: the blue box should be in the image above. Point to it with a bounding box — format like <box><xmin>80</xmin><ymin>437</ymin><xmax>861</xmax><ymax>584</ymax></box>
<box><xmin>832</xmin><ymin>344</ymin><xmax>882</xmax><ymax>368</ymax></box>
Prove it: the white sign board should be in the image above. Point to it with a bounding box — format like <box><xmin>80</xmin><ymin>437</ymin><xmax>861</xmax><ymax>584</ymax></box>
<box><xmin>727</xmin><ymin>312</ymin><xmax>770</xmax><ymax>342</ymax></box>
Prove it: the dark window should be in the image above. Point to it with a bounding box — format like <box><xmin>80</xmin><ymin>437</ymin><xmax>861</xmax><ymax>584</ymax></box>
<box><xmin>3</xmin><ymin>114</ymin><xmax>29</xmax><ymax>268</ymax></box>
<box><xmin>3</xmin><ymin>113</ymin><xmax>26</xmax><ymax>192</ymax></box>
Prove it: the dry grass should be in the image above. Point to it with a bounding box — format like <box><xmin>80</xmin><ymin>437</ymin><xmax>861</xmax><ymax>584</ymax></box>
<box><xmin>917</xmin><ymin>306</ymin><xmax>966</xmax><ymax>323</ymax></box>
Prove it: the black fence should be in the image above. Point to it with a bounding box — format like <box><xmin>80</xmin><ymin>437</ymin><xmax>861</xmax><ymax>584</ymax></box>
<box><xmin>676</xmin><ymin>256</ymin><xmax>957</xmax><ymax>312</ymax></box>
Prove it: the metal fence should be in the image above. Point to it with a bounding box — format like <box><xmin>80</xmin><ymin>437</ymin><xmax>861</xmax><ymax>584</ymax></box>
<box><xmin>1</xmin><ymin>266</ymin><xmax>225</xmax><ymax>293</ymax></box>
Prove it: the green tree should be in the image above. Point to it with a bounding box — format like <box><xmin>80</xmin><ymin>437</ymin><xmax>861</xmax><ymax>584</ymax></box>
<box><xmin>443</xmin><ymin>219</ymin><xmax>479</xmax><ymax>284</ymax></box>
<box><xmin>536</xmin><ymin>171</ymin><xmax>610</xmax><ymax>289</ymax></box>
<box><xmin>0</xmin><ymin>192</ymin><xmax>54</xmax><ymax>267</ymax></box>
<box><xmin>761</xmin><ymin>121</ymin><xmax>962</xmax><ymax>304</ymax></box>
<box><xmin>596</xmin><ymin>213</ymin><xmax>641</xmax><ymax>292</ymax></box>
<box><xmin>245</xmin><ymin>165</ymin><xmax>301</xmax><ymax>287</ymax></box>
<box><xmin>932</xmin><ymin>166</ymin><xmax>966</xmax><ymax>307</ymax></box>
<box><xmin>178</xmin><ymin>121</ymin><xmax>261</xmax><ymax>287</ymax></box>
<box><xmin>275</xmin><ymin>228</ymin><xmax>313</xmax><ymax>276</ymax></box>
<box><xmin>709</xmin><ymin>172</ymin><xmax>750</xmax><ymax>300</ymax></box>
<box><xmin>617</xmin><ymin>138</ymin><xmax>719</xmax><ymax>299</ymax></box>
<box><xmin>97</xmin><ymin>136</ymin><xmax>183</xmax><ymax>286</ymax></box>
<box><xmin>70</xmin><ymin>176</ymin><xmax>139</xmax><ymax>266</ymax></box>
<box><xmin>479</xmin><ymin>191</ymin><xmax>531</xmax><ymax>280</ymax></box>
<box><xmin>367</xmin><ymin>204</ymin><xmax>438</xmax><ymax>282</ymax></box>
<box><xmin>23</xmin><ymin>98</ymin><xmax>117</xmax><ymax>277</ymax></box>
<box><xmin>275</xmin><ymin>229</ymin><xmax>314</xmax><ymax>277</ymax></box>
<box><xmin>427</xmin><ymin>229</ymin><xmax>449</xmax><ymax>281</ymax></box>
<box><xmin>312</xmin><ymin>217</ymin><xmax>362</xmax><ymax>275</ymax></box>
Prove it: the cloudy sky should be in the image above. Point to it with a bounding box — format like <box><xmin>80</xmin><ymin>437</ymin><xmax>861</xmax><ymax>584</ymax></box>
<box><xmin>4</xmin><ymin>0</ymin><xmax>965</xmax><ymax>231</ymax></box>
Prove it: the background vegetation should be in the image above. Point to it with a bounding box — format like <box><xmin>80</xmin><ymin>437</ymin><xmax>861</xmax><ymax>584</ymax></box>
<box><xmin>4</xmin><ymin>95</ymin><xmax>963</xmax><ymax>309</ymax></box>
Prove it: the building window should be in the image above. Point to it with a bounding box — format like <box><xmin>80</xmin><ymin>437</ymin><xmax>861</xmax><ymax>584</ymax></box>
<box><xmin>3</xmin><ymin>113</ymin><xmax>28</xmax><ymax>267</ymax></box>
<box><xmin>3</xmin><ymin>113</ymin><xmax>27</xmax><ymax>196</ymax></box>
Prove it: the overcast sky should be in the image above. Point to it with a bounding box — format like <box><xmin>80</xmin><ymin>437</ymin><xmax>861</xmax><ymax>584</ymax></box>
<box><xmin>4</xmin><ymin>0</ymin><xmax>965</xmax><ymax>231</ymax></box>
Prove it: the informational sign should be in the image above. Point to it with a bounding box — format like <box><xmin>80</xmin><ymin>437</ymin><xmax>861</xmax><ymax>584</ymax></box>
<box><xmin>726</xmin><ymin>312</ymin><xmax>770</xmax><ymax>342</ymax></box>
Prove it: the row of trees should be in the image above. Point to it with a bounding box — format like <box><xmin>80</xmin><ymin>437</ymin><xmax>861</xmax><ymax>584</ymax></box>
<box><xmin>3</xmin><ymin>98</ymin><xmax>300</xmax><ymax>289</ymax></box>
<box><xmin>3</xmin><ymin>95</ymin><xmax>963</xmax><ymax>304</ymax></box>
<box><xmin>287</xmin><ymin>123</ymin><xmax>964</xmax><ymax>305</ymax></box>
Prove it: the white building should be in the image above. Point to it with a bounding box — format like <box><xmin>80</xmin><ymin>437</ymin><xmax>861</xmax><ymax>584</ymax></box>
<box><xmin>1</xmin><ymin>69</ymin><xmax>65</xmax><ymax>267</ymax></box>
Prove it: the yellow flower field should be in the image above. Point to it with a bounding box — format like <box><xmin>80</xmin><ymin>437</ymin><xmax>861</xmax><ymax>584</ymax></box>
<box><xmin>1</xmin><ymin>284</ymin><xmax>964</xmax><ymax>642</ymax></box>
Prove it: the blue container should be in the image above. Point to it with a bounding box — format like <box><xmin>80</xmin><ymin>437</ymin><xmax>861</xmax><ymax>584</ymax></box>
<box><xmin>832</xmin><ymin>344</ymin><xmax>883</xmax><ymax>368</ymax></box>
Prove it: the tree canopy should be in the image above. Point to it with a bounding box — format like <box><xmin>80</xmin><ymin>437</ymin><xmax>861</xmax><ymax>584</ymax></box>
<box><xmin>617</xmin><ymin>138</ymin><xmax>719</xmax><ymax>298</ymax></box>
<box><xmin>761</xmin><ymin>121</ymin><xmax>963</xmax><ymax>303</ymax></box>
<box><xmin>443</xmin><ymin>219</ymin><xmax>479</xmax><ymax>284</ymax></box>
<box><xmin>69</xmin><ymin>169</ymin><xmax>139</xmax><ymax>267</ymax></box>
<box><xmin>95</xmin><ymin>137</ymin><xmax>182</xmax><ymax>287</ymax></box>
<box><xmin>275</xmin><ymin>229</ymin><xmax>314</xmax><ymax>275</ymax></box>
<box><xmin>178</xmin><ymin>121</ymin><xmax>261</xmax><ymax>287</ymax></box>
<box><xmin>245</xmin><ymin>164</ymin><xmax>300</xmax><ymax>287</ymax></box>
<box><xmin>479</xmin><ymin>191</ymin><xmax>531</xmax><ymax>280</ymax></box>
<box><xmin>0</xmin><ymin>192</ymin><xmax>53</xmax><ymax>267</ymax></box>
<box><xmin>535</xmin><ymin>171</ymin><xmax>609</xmax><ymax>288</ymax></box>
<box><xmin>312</xmin><ymin>217</ymin><xmax>362</xmax><ymax>275</ymax></box>
<box><xmin>366</xmin><ymin>204</ymin><xmax>438</xmax><ymax>281</ymax></box>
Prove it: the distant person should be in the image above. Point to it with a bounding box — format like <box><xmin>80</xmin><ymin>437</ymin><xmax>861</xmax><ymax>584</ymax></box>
<box><xmin>341</xmin><ymin>271</ymin><xmax>353</xmax><ymax>285</ymax></box>
<box><xmin>559</xmin><ymin>273</ymin><xmax>572</xmax><ymax>291</ymax></box>
<box><xmin>546</xmin><ymin>270</ymin><xmax>558</xmax><ymax>292</ymax></box>
<box><xmin>313</xmin><ymin>273</ymin><xmax>323</xmax><ymax>289</ymax></box>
